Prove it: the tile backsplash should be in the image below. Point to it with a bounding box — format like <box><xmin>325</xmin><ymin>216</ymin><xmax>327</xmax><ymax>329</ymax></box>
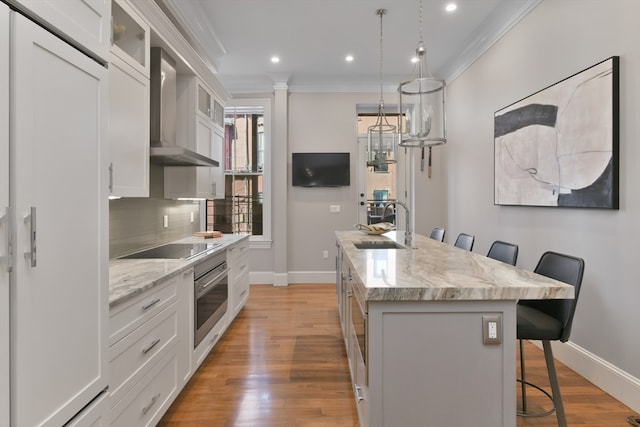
<box><xmin>110</xmin><ymin>198</ymin><xmax>201</xmax><ymax>258</ymax></box>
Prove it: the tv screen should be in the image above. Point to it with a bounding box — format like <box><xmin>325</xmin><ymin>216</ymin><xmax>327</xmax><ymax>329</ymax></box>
<box><xmin>292</xmin><ymin>152</ymin><xmax>350</xmax><ymax>187</ymax></box>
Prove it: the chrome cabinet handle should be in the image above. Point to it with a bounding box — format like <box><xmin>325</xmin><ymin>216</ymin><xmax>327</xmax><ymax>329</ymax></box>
<box><xmin>209</xmin><ymin>333</ymin><xmax>219</xmax><ymax>344</ymax></box>
<box><xmin>23</xmin><ymin>207</ymin><xmax>36</xmax><ymax>268</ymax></box>
<box><xmin>141</xmin><ymin>298</ymin><xmax>161</xmax><ymax>311</ymax></box>
<box><xmin>141</xmin><ymin>393</ymin><xmax>161</xmax><ymax>415</ymax></box>
<box><xmin>108</xmin><ymin>163</ymin><xmax>113</xmax><ymax>193</ymax></box>
<box><xmin>142</xmin><ymin>338</ymin><xmax>161</xmax><ymax>355</ymax></box>
<box><xmin>355</xmin><ymin>385</ymin><xmax>365</xmax><ymax>402</ymax></box>
<box><xmin>1</xmin><ymin>207</ymin><xmax>12</xmax><ymax>272</ymax></box>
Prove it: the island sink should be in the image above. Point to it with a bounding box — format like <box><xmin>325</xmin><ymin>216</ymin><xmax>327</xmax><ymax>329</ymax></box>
<box><xmin>353</xmin><ymin>241</ymin><xmax>405</xmax><ymax>250</ymax></box>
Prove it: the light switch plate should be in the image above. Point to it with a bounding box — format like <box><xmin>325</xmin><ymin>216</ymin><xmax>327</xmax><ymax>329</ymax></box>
<box><xmin>482</xmin><ymin>315</ymin><xmax>501</xmax><ymax>345</ymax></box>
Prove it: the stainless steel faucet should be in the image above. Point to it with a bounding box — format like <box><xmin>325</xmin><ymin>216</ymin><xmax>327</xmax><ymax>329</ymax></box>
<box><xmin>383</xmin><ymin>201</ymin><xmax>412</xmax><ymax>247</ymax></box>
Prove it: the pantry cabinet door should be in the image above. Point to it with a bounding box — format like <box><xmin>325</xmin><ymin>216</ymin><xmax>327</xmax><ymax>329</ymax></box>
<box><xmin>0</xmin><ymin>5</ymin><xmax>10</xmax><ymax>427</ymax></box>
<box><xmin>7</xmin><ymin>0</ymin><xmax>110</xmax><ymax>62</ymax></box>
<box><xmin>10</xmin><ymin>13</ymin><xmax>108</xmax><ymax>427</ymax></box>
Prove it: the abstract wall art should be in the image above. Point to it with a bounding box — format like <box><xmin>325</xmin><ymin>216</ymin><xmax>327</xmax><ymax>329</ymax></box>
<box><xmin>494</xmin><ymin>56</ymin><xmax>619</xmax><ymax>208</ymax></box>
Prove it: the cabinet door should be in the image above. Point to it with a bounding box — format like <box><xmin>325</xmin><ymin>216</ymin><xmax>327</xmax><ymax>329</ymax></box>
<box><xmin>0</xmin><ymin>5</ymin><xmax>9</xmax><ymax>427</ymax></box>
<box><xmin>111</xmin><ymin>0</ymin><xmax>150</xmax><ymax>78</ymax></box>
<box><xmin>212</xmin><ymin>128</ymin><xmax>225</xmax><ymax>199</ymax></box>
<box><xmin>7</xmin><ymin>0</ymin><xmax>110</xmax><ymax>62</ymax></box>
<box><xmin>109</xmin><ymin>54</ymin><xmax>150</xmax><ymax>197</ymax></box>
<box><xmin>195</xmin><ymin>116</ymin><xmax>215</xmax><ymax>198</ymax></box>
<box><xmin>10</xmin><ymin>13</ymin><xmax>108</xmax><ymax>427</ymax></box>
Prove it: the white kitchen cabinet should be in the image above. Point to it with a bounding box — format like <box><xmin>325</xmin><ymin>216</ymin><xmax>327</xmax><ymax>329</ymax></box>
<box><xmin>163</xmin><ymin>75</ymin><xmax>224</xmax><ymax>200</ymax></box>
<box><xmin>108</xmin><ymin>0</ymin><xmax>150</xmax><ymax>198</ymax></box>
<box><xmin>0</xmin><ymin>5</ymin><xmax>10</xmax><ymax>427</ymax></box>
<box><xmin>6</xmin><ymin>0</ymin><xmax>111</xmax><ymax>63</ymax></box>
<box><xmin>176</xmin><ymin>268</ymin><xmax>194</xmax><ymax>386</ymax></box>
<box><xmin>64</xmin><ymin>393</ymin><xmax>110</xmax><ymax>427</ymax></box>
<box><xmin>110</xmin><ymin>350</ymin><xmax>179</xmax><ymax>427</ymax></box>
<box><xmin>8</xmin><ymin>9</ymin><xmax>108</xmax><ymax>427</ymax></box>
<box><xmin>212</xmin><ymin>127</ymin><xmax>225</xmax><ymax>199</ymax></box>
<box><xmin>110</xmin><ymin>0</ymin><xmax>149</xmax><ymax>78</ymax></box>
<box><xmin>228</xmin><ymin>238</ymin><xmax>250</xmax><ymax>316</ymax></box>
<box><xmin>163</xmin><ymin>115</ymin><xmax>217</xmax><ymax>199</ymax></box>
<box><xmin>109</xmin><ymin>53</ymin><xmax>150</xmax><ymax>197</ymax></box>
<box><xmin>109</xmin><ymin>269</ymin><xmax>192</xmax><ymax>424</ymax></box>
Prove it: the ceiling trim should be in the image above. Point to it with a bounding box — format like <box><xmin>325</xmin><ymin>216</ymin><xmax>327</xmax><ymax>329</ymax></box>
<box><xmin>156</xmin><ymin>0</ymin><xmax>226</xmax><ymax>73</ymax></box>
<box><xmin>440</xmin><ymin>0</ymin><xmax>543</xmax><ymax>83</ymax></box>
<box><xmin>129</xmin><ymin>0</ymin><xmax>230</xmax><ymax>101</ymax></box>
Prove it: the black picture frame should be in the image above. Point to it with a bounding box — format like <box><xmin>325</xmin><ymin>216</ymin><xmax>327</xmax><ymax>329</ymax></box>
<box><xmin>494</xmin><ymin>56</ymin><xmax>619</xmax><ymax>209</ymax></box>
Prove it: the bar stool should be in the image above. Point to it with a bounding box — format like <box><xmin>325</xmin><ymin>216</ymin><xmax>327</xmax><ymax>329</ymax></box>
<box><xmin>517</xmin><ymin>251</ymin><xmax>585</xmax><ymax>427</ymax></box>
<box><xmin>429</xmin><ymin>227</ymin><xmax>445</xmax><ymax>242</ymax></box>
<box><xmin>486</xmin><ymin>240</ymin><xmax>518</xmax><ymax>266</ymax></box>
<box><xmin>453</xmin><ymin>233</ymin><xmax>474</xmax><ymax>251</ymax></box>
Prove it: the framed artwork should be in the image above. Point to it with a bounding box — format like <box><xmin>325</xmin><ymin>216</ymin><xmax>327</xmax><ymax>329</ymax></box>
<box><xmin>494</xmin><ymin>56</ymin><xmax>619</xmax><ymax>208</ymax></box>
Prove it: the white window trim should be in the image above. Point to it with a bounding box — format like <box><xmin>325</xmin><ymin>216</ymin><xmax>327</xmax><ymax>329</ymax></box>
<box><xmin>225</xmin><ymin>98</ymin><xmax>272</xmax><ymax>248</ymax></box>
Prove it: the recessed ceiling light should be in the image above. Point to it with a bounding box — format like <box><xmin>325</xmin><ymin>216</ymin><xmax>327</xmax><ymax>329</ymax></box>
<box><xmin>345</xmin><ymin>55</ymin><xmax>354</xmax><ymax>62</ymax></box>
<box><xmin>445</xmin><ymin>3</ymin><xmax>457</xmax><ymax>12</ymax></box>
<box><xmin>271</xmin><ymin>56</ymin><xmax>280</xmax><ymax>63</ymax></box>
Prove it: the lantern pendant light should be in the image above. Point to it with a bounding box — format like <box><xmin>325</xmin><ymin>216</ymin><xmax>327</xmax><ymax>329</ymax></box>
<box><xmin>367</xmin><ymin>8</ymin><xmax>398</xmax><ymax>169</ymax></box>
<box><xmin>399</xmin><ymin>0</ymin><xmax>446</xmax><ymax>148</ymax></box>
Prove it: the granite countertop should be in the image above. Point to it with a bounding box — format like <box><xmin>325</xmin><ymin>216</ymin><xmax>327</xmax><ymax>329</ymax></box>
<box><xmin>109</xmin><ymin>234</ymin><xmax>249</xmax><ymax>309</ymax></box>
<box><xmin>336</xmin><ymin>230</ymin><xmax>575</xmax><ymax>302</ymax></box>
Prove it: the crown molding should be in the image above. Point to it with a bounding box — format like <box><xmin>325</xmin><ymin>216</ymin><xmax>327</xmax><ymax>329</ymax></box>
<box><xmin>128</xmin><ymin>0</ymin><xmax>229</xmax><ymax>101</ymax></box>
<box><xmin>439</xmin><ymin>0</ymin><xmax>543</xmax><ymax>83</ymax></box>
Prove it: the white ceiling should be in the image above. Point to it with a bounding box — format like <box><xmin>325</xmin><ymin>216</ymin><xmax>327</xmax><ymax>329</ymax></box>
<box><xmin>159</xmin><ymin>0</ymin><xmax>541</xmax><ymax>94</ymax></box>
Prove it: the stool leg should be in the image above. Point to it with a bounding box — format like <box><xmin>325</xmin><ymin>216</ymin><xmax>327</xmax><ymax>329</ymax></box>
<box><xmin>519</xmin><ymin>339</ymin><xmax>527</xmax><ymax>412</ymax></box>
<box><xmin>542</xmin><ymin>340</ymin><xmax>567</xmax><ymax>427</ymax></box>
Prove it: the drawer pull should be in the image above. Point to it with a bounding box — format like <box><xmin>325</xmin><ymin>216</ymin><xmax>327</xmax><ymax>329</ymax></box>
<box><xmin>210</xmin><ymin>333</ymin><xmax>219</xmax><ymax>344</ymax></box>
<box><xmin>141</xmin><ymin>338</ymin><xmax>161</xmax><ymax>355</ymax></box>
<box><xmin>142</xmin><ymin>393</ymin><xmax>161</xmax><ymax>415</ymax></box>
<box><xmin>141</xmin><ymin>298</ymin><xmax>161</xmax><ymax>311</ymax></box>
<box><xmin>355</xmin><ymin>385</ymin><xmax>365</xmax><ymax>402</ymax></box>
<box><xmin>240</xmin><ymin>289</ymin><xmax>247</xmax><ymax>297</ymax></box>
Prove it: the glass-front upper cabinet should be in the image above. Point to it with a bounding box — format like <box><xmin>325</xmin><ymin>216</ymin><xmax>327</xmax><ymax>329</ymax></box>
<box><xmin>197</xmin><ymin>83</ymin><xmax>212</xmax><ymax>119</ymax></box>
<box><xmin>111</xmin><ymin>0</ymin><xmax>150</xmax><ymax>78</ymax></box>
<box><xmin>213</xmin><ymin>100</ymin><xmax>224</xmax><ymax>128</ymax></box>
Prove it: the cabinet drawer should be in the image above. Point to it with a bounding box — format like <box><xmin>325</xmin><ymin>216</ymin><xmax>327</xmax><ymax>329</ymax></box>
<box><xmin>227</xmin><ymin>240</ymin><xmax>249</xmax><ymax>269</ymax></box>
<box><xmin>109</xmin><ymin>303</ymin><xmax>178</xmax><ymax>404</ymax></box>
<box><xmin>232</xmin><ymin>270</ymin><xmax>249</xmax><ymax>303</ymax></box>
<box><xmin>110</xmin><ymin>350</ymin><xmax>179</xmax><ymax>427</ymax></box>
<box><xmin>109</xmin><ymin>274</ymin><xmax>179</xmax><ymax>346</ymax></box>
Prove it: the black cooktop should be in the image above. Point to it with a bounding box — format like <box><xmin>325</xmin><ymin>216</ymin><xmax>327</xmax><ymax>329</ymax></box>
<box><xmin>120</xmin><ymin>243</ymin><xmax>221</xmax><ymax>260</ymax></box>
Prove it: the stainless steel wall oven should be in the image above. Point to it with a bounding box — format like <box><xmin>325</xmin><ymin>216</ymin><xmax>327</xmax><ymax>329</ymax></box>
<box><xmin>194</xmin><ymin>251</ymin><xmax>229</xmax><ymax>347</ymax></box>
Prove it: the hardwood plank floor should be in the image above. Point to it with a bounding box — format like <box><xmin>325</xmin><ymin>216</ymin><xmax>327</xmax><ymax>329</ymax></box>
<box><xmin>158</xmin><ymin>284</ymin><xmax>636</xmax><ymax>427</ymax></box>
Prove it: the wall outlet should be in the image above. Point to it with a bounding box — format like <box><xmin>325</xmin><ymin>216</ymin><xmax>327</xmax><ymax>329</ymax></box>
<box><xmin>329</xmin><ymin>205</ymin><xmax>341</xmax><ymax>213</ymax></box>
<box><xmin>163</xmin><ymin>215</ymin><xmax>169</xmax><ymax>228</ymax></box>
<box><xmin>323</xmin><ymin>250</ymin><xmax>329</xmax><ymax>259</ymax></box>
<box><xmin>482</xmin><ymin>315</ymin><xmax>501</xmax><ymax>345</ymax></box>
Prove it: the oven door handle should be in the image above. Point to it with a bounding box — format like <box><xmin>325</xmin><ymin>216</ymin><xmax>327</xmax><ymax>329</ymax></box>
<box><xmin>195</xmin><ymin>267</ymin><xmax>229</xmax><ymax>298</ymax></box>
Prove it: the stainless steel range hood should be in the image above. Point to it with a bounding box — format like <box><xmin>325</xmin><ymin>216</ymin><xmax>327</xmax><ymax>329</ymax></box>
<box><xmin>149</xmin><ymin>47</ymin><xmax>219</xmax><ymax>167</ymax></box>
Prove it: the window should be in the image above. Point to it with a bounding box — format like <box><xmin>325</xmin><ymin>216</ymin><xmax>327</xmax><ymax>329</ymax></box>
<box><xmin>206</xmin><ymin>99</ymin><xmax>271</xmax><ymax>244</ymax></box>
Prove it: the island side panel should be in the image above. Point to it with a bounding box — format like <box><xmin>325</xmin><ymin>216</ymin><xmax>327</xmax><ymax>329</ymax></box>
<box><xmin>368</xmin><ymin>300</ymin><xmax>517</xmax><ymax>427</ymax></box>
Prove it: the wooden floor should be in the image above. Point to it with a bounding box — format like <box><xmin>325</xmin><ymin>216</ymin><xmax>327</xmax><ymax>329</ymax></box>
<box><xmin>158</xmin><ymin>284</ymin><xmax>636</xmax><ymax>427</ymax></box>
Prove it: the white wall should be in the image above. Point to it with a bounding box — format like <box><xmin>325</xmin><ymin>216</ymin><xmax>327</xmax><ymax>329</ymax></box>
<box><xmin>445</xmin><ymin>0</ymin><xmax>640</xmax><ymax>409</ymax></box>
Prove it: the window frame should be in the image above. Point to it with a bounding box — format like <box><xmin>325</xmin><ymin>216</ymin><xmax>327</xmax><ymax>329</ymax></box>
<box><xmin>218</xmin><ymin>98</ymin><xmax>272</xmax><ymax>248</ymax></box>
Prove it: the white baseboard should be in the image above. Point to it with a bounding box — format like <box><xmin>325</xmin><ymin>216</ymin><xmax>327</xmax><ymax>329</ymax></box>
<box><xmin>531</xmin><ymin>340</ymin><xmax>640</xmax><ymax>413</ymax></box>
<box><xmin>249</xmin><ymin>271</ymin><xmax>336</xmax><ymax>286</ymax></box>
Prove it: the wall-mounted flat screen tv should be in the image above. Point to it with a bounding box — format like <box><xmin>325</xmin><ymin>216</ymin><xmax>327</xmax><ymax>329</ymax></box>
<box><xmin>292</xmin><ymin>152</ymin><xmax>350</xmax><ymax>187</ymax></box>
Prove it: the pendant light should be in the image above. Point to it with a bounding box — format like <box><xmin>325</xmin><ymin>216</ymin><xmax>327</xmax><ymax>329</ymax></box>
<box><xmin>367</xmin><ymin>9</ymin><xmax>398</xmax><ymax>170</ymax></box>
<box><xmin>399</xmin><ymin>0</ymin><xmax>446</xmax><ymax>148</ymax></box>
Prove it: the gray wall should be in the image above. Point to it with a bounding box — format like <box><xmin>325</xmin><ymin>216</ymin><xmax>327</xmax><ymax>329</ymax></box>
<box><xmin>445</xmin><ymin>0</ymin><xmax>640</xmax><ymax>384</ymax></box>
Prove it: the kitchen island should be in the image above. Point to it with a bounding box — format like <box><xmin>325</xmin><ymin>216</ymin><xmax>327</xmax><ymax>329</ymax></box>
<box><xmin>335</xmin><ymin>230</ymin><xmax>574</xmax><ymax>427</ymax></box>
